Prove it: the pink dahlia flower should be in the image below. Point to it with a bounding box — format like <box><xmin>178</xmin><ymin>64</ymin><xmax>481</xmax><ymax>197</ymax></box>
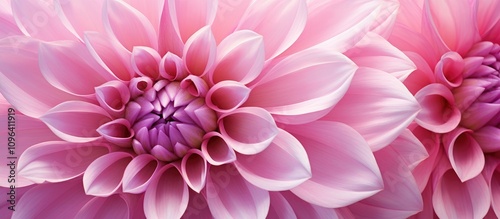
<box><xmin>390</xmin><ymin>0</ymin><xmax>500</xmax><ymax>218</ymax></box>
<box><xmin>0</xmin><ymin>0</ymin><xmax>420</xmax><ymax>218</ymax></box>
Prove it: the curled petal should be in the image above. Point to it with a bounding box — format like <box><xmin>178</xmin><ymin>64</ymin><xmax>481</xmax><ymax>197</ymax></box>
<box><xmin>75</xmin><ymin>195</ymin><xmax>130</xmax><ymax>219</ymax></box>
<box><xmin>287</xmin><ymin>121</ymin><xmax>383</xmax><ymax>208</ymax></box>
<box><xmin>180</xmin><ymin>75</ymin><xmax>209</xmax><ymax>97</ymax></box>
<box><xmin>144</xmin><ymin>164</ymin><xmax>189</xmax><ymax>219</ymax></box>
<box><xmin>206</xmin><ymin>81</ymin><xmax>250</xmax><ymax>113</ymax></box>
<box><xmin>434</xmin><ymin>51</ymin><xmax>464</xmax><ymax>88</ymax></box>
<box><xmin>414</xmin><ymin>83</ymin><xmax>461</xmax><ymax>133</ymax></box>
<box><xmin>41</xmin><ymin>101</ymin><xmax>112</xmax><ymax>143</ymax></box>
<box><xmin>131</xmin><ymin>46</ymin><xmax>161</xmax><ymax>79</ymax></box>
<box><xmin>235</xmin><ymin>129</ymin><xmax>311</xmax><ymax>191</ymax></box>
<box><xmin>95</xmin><ymin>81</ymin><xmax>130</xmax><ymax>118</ymax></box>
<box><xmin>183</xmin><ymin>26</ymin><xmax>216</xmax><ymax>76</ymax></box>
<box><xmin>83</xmin><ymin>152</ymin><xmax>133</xmax><ymax>197</ymax></box>
<box><xmin>201</xmin><ymin>132</ymin><xmax>236</xmax><ymax>166</ymax></box>
<box><xmin>219</xmin><ymin>107</ymin><xmax>278</xmax><ymax>155</ymax></box>
<box><xmin>181</xmin><ymin>150</ymin><xmax>208</xmax><ymax>192</ymax></box>
<box><xmin>129</xmin><ymin>76</ymin><xmax>153</xmax><ymax>99</ymax></box>
<box><xmin>160</xmin><ymin>52</ymin><xmax>187</xmax><ymax>81</ymax></box>
<box><xmin>122</xmin><ymin>154</ymin><xmax>159</xmax><ymax>194</ymax></box>
<box><xmin>211</xmin><ymin>30</ymin><xmax>264</xmax><ymax>84</ymax></box>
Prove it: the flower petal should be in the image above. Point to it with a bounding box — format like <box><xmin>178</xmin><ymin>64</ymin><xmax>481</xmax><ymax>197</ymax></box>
<box><xmin>122</xmin><ymin>154</ymin><xmax>159</xmax><ymax>194</ymax></box>
<box><xmin>182</xmin><ymin>189</ymin><xmax>212</xmax><ymax>219</ymax></box>
<box><xmin>461</xmin><ymin>102</ymin><xmax>500</xmax><ymax>130</ymax></box>
<box><xmin>267</xmin><ymin>192</ymin><xmax>297</xmax><ymax>219</ymax></box>
<box><xmin>183</xmin><ymin>26</ymin><xmax>216</xmax><ymax>76</ymax></box>
<box><xmin>167</xmin><ymin>0</ymin><xmax>217</xmax><ymax>43</ymax></box>
<box><xmin>218</xmin><ymin>107</ymin><xmax>278</xmax><ymax>155</ymax></box>
<box><xmin>75</xmin><ymin>195</ymin><xmax>130</xmax><ymax>219</ymax></box>
<box><xmin>0</xmin><ymin>0</ymin><xmax>22</xmax><ymax>38</ymax></box>
<box><xmin>181</xmin><ymin>150</ymin><xmax>208</xmax><ymax>192</ymax></box>
<box><xmin>323</xmin><ymin>67</ymin><xmax>420</xmax><ymax>151</ymax></box>
<box><xmin>95</xmin><ymin>80</ymin><xmax>130</xmax><ymax>118</ymax></box>
<box><xmin>387</xmin><ymin>129</ymin><xmax>428</xmax><ymax>170</ymax></box>
<box><xmin>279</xmin><ymin>191</ymin><xmax>340</xmax><ymax>219</ymax></box>
<box><xmin>55</xmin><ymin>0</ymin><xmax>106</xmax><ymax>39</ymax></box>
<box><xmin>434</xmin><ymin>51</ymin><xmax>464</xmax><ymax>88</ymax></box>
<box><xmin>144</xmin><ymin>164</ymin><xmax>189</xmax><ymax>219</ymax></box>
<box><xmin>246</xmin><ymin>48</ymin><xmax>356</xmax><ymax>124</ymax></box>
<box><xmin>236</xmin><ymin>0</ymin><xmax>307</xmax><ymax>59</ymax></box>
<box><xmin>206</xmin><ymin>81</ymin><xmax>250</xmax><ymax>113</ymax></box>
<box><xmin>211</xmin><ymin>30</ymin><xmax>264</xmax><ymax>84</ymax></box>
<box><xmin>206</xmin><ymin>164</ymin><xmax>270</xmax><ymax>219</ymax></box>
<box><xmin>131</xmin><ymin>46</ymin><xmax>161</xmax><ymax>79</ymax></box>
<box><xmin>18</xmin><ymin>141</ymin><xmax>110</xmax><ymax>183</ymax></box>
<box><xmin>235</xmin><ymin>129</ymin><xmax>311</xmax><ymax>191</ymax></box>
<box><xmin>40</xmin><ymin>101</ymin><xmax>112</xmax><ymax>143</ymax></box>
<box><xmin>473</xmin><ymin>126</ymin><xmax>500</xmax><ymax>152</ymax></box>
<box><xmin>287</xmin><ymin>121</ymin><xmax>383</xmax><ymax>208</ymax></box>
<box><xmin>201</xmin><ymin>132</ymin><xmax>236</xmax><ymax>166</ymax></box>
<box><xmin>83</xmin><ymin>152</ymin><xmax>133</xmax><ymax>197</ymax></box>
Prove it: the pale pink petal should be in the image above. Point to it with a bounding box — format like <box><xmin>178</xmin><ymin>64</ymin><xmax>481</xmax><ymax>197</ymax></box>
<box><xmin>182</xmin><ymin>189</ymin><xmax>213</xmax><ymax>219</ymax></box>
<box><xmin>434</xmin><ymin>51</ymin><xmax>464</xmax><ymax>88</ymax></box>
<box><xmin>346</xmin><ymin>32</ymin><xmax>416</xmax><ymax>81</ymax></box>
<box><xmin>442</xmin><ymin>127</ymin><xmax>485</xmax><ymax>182</ymax></box>
<box><xmin>323</xmin><ymin>67</ymin><xmax>420</xmax><ymax>151</ymax></box>
<box><xmin>167</xmin><ymin>0</ymin><xmax>217</xmax><ymax>42</ymax></box>
<box><xmin>206</xmin><ymin>164</ymin><xmax>270</xmax><ymax>219</ymax></box>
<box><xmin>83</xmin><ymin>31</ymin><xmax>134</xmax><ymax>81</ymax></box>
<box><xmin>95</xmin><ymin>80</ymin><xmax>130</xmax><ymax>118</ymax></box>
<box><xmin>0</xmin><ymin>36</ymin><xmax>78</xmax><ymax>118</ymax></box>
<box><xmin>183</xmin><ymin>26</ymin><xmax>216</xmax><ymax>76</ymax></box>
<box><xmin>122</xmin><ymin>154</ymin><xmax>159</xmax><ymax>194</ymax></box>
<box><xmin>157</xmin><ymin>0</ymin><xmax>184</xmax><ymax>56</ymax></box>
<box><xmin>12</xmin><ymin>178</ymin><xmax>93</xmax><ymax>219</ymax></box>
<box><xmin>408</xmin><ymin>180</ymin><xmax>435</xmax><ymax>219</ymax></box>
<box><xmin>0</xmin><ymin>0</ymin><xmax>22</xmax><ymax>38</ymax></box>
<box><xmin>286</xmin><ymin>121</ymin><xmax>383</xmax><ymax>208</ymax></box>
<box><xmin>369</xmin><ymin>0</ymin><xmax>399</xmax><ymax>38</ymax></box>
<box><xmin>433</xmin><ymin>169</ymin><xmax>490</xmax><ymax>219</ymax></box>
<box><xmin>414</xmin><ymin>83</ymin><xmax>461</xmax><ymax>133</ymax></box>
<box><xmin>206</xmin><ymin>81</ymin><xmax>250</xmax><ymax>113</ymax></box>
<box><xmin>160</xmin><ymin>52</ymin><xmax>187</xmax><ymax>81</ymax></box>
<box><xmin>144</xmin><ymin>164</ymin><xmax>189</xmax><ymax>219</ymax></box>
<box><xmin>477</xmin><ymin>0</ymin><xmax>500</xmax><ymax>39</ymax></box>
<box><xmin>211</xmin><ymin>30</ymin><xmax>264</xmax><ymax>84</ymax></box>
<box><xmin>389</xmin><ymin>24</ymin><xmax>441</xmax><ymax>67</ymax></box>
<box><xmin>83</xmin><ymin>152</ymin><xmax>133</xmax><ymax>197</ymax></box>
<box><xmin>236</xmin><ymin>0</ymin><xmax>307</xmax><ymax>59</ymax></box>
<box><xmin>201</xmin><ymin>132</ymin><xmax>236</xmax><ymax>166</ymax></box>
<box><xmin>39</xmin><ymin>40</ymin><xmax>115</xmax><ymax>96</ymax></box>
<box><xmin>11</xmin><ymin>0</ymin><xmax>75</xmax><ymax>41</ymax></box>
<box><xmin>212</xmin><ymin>0</ymin><xmax>252</xmax><ymax>42</ymax></box>
<box><xmin>123</xmin><ymin>0</ymin><xmax>164</xmax><ymax>34</ymax></box>
<box><xmin>75</xmin><ymin>195</ymin><xmax>130</xmax><ymax>219</ymax></box>
<box><xmin>388</xmin><ymin>129</ymin><xmax>429</xmax><ymax>170</ymax></box>
<box><xmin>473</xmin><ymin>126</ymin><xmax>500</xmax><ymax>152</ymax></box>
<box><xmin>279</xmin><ymin>191</ymin><xmax>340</xmax><ymax>219</ymax></box>
<box><xmin>55</xmin><ymin>0</ymin><xmax>106</xmax><ymax>39</ymax></box>
<box><xmin>18</xmin><ymin>141</ymin><xmax>109</xmax><ymax>183</ymax></box>
<box><xmin>267</xmin><ymin>192</ymin><xmax>297</xmax><ymax>219</ymax></box>
<box><xmin>410</xmin><ymin>126</ymin><xmax>442</xmax><ymax>191</ymax></box>
<box><xmin>131</xmin><ymin>46</ymin><xmax>161</xmax><ymax>79</ymax></box>
<box><xmin>180</xmin><ymin>75</ymin><xmax>209</xmax><ymax>97</ymax></box>
<box><xmin>235</xmin><ymin>129</ymin><xmax>311</xmax><ymax>191</ymax></box>
<box><xmin>181</xmin><ymin>150</ymin><xmax>208</xmax><ymax>192</ymax></box>
<box><xmin>246</xmin><ymin>48</ymin><xmax>356</xmax><ymax>124</ymax></box>
<box><xmin>218</xmin><ymin>107</ymin><xmax>278</xmax><ymax>155</ymax></box>
<box><xmin>395</xmin><ymin>0</ymin><xmax>424</xmax><ymax>32</ymax></box>
<box><xmin>40</xmin><ymin>101</ymin><xmax>112</xmax><ymax>143</ymax></box>
<box><xmin>103</xmin><ymin>0</ymin><xmax>158</xmax><ymax>51</ymax></box>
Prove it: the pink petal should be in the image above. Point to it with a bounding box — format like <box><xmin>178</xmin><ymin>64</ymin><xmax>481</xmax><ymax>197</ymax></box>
<box><xmin>433</xmin><ymin>169</ymin><xmax>490</xmax><ymax>219</ymax></box>
<box><xmin>434</xmin><ymin>51</ymin><xmax>464</xmax><ymax>88</ymax></box>
<box><xmin>180</xmin><ymin>75</ymin><xmax>209</xmax><ymax>97</ymax></box>
<box><xmin>461</xmin><ymin>102</ymin><xmax>500</xmax><ymax>130</ymax></box>
<box><xmin>0</xmin><ymin>185</ymin><xmax>32</xmax><ymax>218</ymax></box>
<box><xmin>414</xmin><ymin>83</ymin><xmax>461</xmax><ymax>133</ymax></box>
<box><xmin>323</xmin><ymin>67</ymin><xmax>420</xmax><ymax>151</ymax></box>
<box><xmin>388</xmin><ymin>129</ymin><xmax>429</xmax><ymax>170</ymax></box>
<box><xmin>183</xmin><ymin>26</ymin><xmax>216</xmax><ymax>76</ymax></box>
<box><xmin>182</xmin><ymin>189</ymin><xmax>212</xmax><ymax>219</ymax></box>
<box><xmin>83</xmin><ymin>152</ymin><xmax>133</xmax><ymax>197</ymax></box>
<box><xmin>55</xmin><ymin>0</ymin><xmax>106</xmax><ymax>39</ymax></box>
<box><xmin>95</xmin><ymin>80</ymin><xmax>130</xmax><ymax>118</ymax></box>
<box><xmin>40</xmin><ymin>101</ymin><xmax>112</xmax><ymax>143</ymax></box>
<box><xmin>346</xmin><ymin>32</ymin><xmax>416</xmax><ymax>81</ymax></box>
<box><xmin>157</xmin><ymin>0</ymin><xmax>184</xmax><ymax>56</ymax></box>
<box><xmin>279</xmin><ymin>191</ymin><xmax>340</xmax><ymax>219</ymax></box>
<box><xmin>144</xmin><ymin>164</ymin><xmax>189</xmax><ymax>219</ymax></box>
<box><xmin>18</xmin><ymin>141</ymin><xmax>109</xmax><ymax>183</ymax></box>
<box><xmin>13</xmin><ymin>178</ymin><xmax>93</xmax><ymax>219</ymax></box>
<box><xmin>410</xmin><ymin>126</ymin><xmax>442</xmax><ymax>191</ymax></box>
<box><xmin>0</xmin><ymin>0</ymin><xmax>22</xmax><ymax>38</ymax></box>
<box><xmin>442</xmin><ymin>127</ymin><xmax>485</xmax><ymax>182</ymax></box>
<box><xmin>206</xmin><ymin>164</ymin><xmax>270</xmax><ymax>219</ymax></box>
<box><xmin>218</xmin><ymin>107</ymin><xmax>278</xmax><ymax>155</ymax></box>
<box><xmin>11</xmin><ymin>0</ymin><xmax>75</xmax><ymax>41</ymax></box>
<box><xmin>159</xmin><ymin>52</ymin><xmax>187</xmax><ymax>81</ymax></box>
<box><xmin>287</xmin><ymin>121</ymin><xmax>383</xmax><ymax>208</ymax></box>
<box><xmin>452</xmin><ymin>81</ymin><xmax>485</xmax><ymax>112</ymax></box>
<box><xmin>236</xmin><ymin>0</ymin><xmax>307</xmax><ymax>59</ymax></box>
<box><xmin>267</xmin><ymin>192</ymin><xmax>297</xmax><ymax>219</ymax></box>
<box><xmin>167</xmin><ymin>0</ymin><xmax>217</xmax><ymax>43</ymax></box>
<box><xmin>206</xmin><ymin>81</ymin><xmax>250</xmax><ymax>113</ymax></box>
<box><xmin>369</xmin><ymin>0</ymin><xmax>400</xmax><ymax>38</ymax></box>
<box><xmin>484</xmin><ymin>157</ymin><xmax>500</xmax><ymax>218</ymax></box>
<box><xmin>211</xmin><ymin>0</ymin><xmax>252</xmax><ymax>43</ymax></box>
<box><xmin>39</xmin><ymin>40</ymin><xmax>115</xmax><ymax>96</ymax></box>
<box><xmin>131</xmin><ymin>46</ymin><xmax>161</xmax><ymax>79</ymax></box>
<box><xmin>235</xmin><ymin>129</ymin><xmax>311</xmax><ymax>191</ymax></box>
<box><xmin>211</xmin><ymin>30</ymin><xmax>264</xmax><ymax>85</ymax></box>
<box><xmin>103</xmin><ymin>0</ymin><xmax>157</xmax><ymax>51</ymax></box>
<box><xmin>123</xmin><ymin>0</ymin><xmax>164</xmax><ymax>34</ymax></box>
<box><xmin>0</xmin><ymin>36</ymin><xmax>78</xmax><ymax>118</ymax></box>
<box><xmin>122</xmin><ymin>154</ymin><xmax>159</xmax><ymax>194</ymax></box>
<box><xmin>201</xmin><ymin>132</ymin><xmax>236</xmax><ymax>166</ymax></box>
<box><xmin>181</xmin><ymin>150</ymin><xmax>208</xmax><ymax>192</ymax></box>
<box><xmin>246</xmin><ymin>48</ymin><xmax>356</xmax><ymax>124</ymax></box>
<box><xmin>473</xmin><ymin>126</ymin><xmax>500</xmax><ymax>152</ymax></box>
<box><xmin>83</xmin><ymin>31</ymin><xmax>134</xmax><ymax>81</ymax></box>
<box><xmin>75</xmin><ymin>195</ymin><xmax>130</xmax><ymax>219</ymax></box>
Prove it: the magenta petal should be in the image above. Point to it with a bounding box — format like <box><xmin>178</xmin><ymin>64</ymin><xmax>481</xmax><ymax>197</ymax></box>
<box><xmin>235</xmin><ymin>129</ymin><xmax>311</xmax><ymax>191</ymax></box>
<box><xmin>279</xmin><ymin>191</ymin><xmax>340</xmax><ymax>219</ymax></box>
<box><xmin>206</xmin><ymin>164</ymin><xmax>270</xmax><ymax>219</ymax></box>
<box><xmin>461</xmin><ymin>102</ymin><xmax>500</xmax><ymax>130</ymax></box>
<box><xmin>181</xmin><ymin>150</ymin><xmax>208</xmax><ymax>192</ymax></box>
<box><xmin>206</xmin><ymin>81</ymin><xmax>250</xmax><ymax>113</ymax></box>
<box><xmin>144</xmin><ymin>164</ymin><xmax>189</xmax><ymax>219</ymax></box>
<box><xmin>183</xmin><ymin>26</ymin><xmax>216</xmax><ymax>76</ymax></box>
<box><xmin>442</xmin><ymin>127</ymin><xmax>485</xmax><ymax>182</ymax></box>
<box><xmin>219</xmin><ymin>107</ymin><xmax>278</xmax><ymax>155</ymax></box>
<box><xmin>211</xmin><ymin>30</ymin><xmax>265</xmax><ymax>84</ymax></box>
<box><xmin>287</xmin><ymin>121</ymin><xmax>383</xmax><ymax>208</ymax></box>
<box><xmin>414</xmin><ymin>83</ymin><xmax>461</xmax><ymax>133</ymax></box>
<box><xmin>267</xmin><ymin>192</ymin><xmax>296</xmax><ymax>219</ymax></box>
<box><xmin>201</xmin><ymin>132</ymin><xmax>236</xmax><ymax>166</ymax></box>
<box><xmin>182</xmin><ymin>189</ymin><xmax>212</xmax><ymax>219</ymax></box>
<box><xmin>95</xmin><ymin>80</ymin><xmax>130</xmax><ymax>118</ymax></box>
<box><xmin>41</xmin><ymin>101</ymin><xmax>112</xmax><ymax>143</ymax></box>
<box><xmin>18</xmin><ymin>141</ymin><xmax>109</xmax><ymax>183</ymax></box>
<box><xmin>83</xmin><ymin>152</ymin><xmax>133</xmax><ymax>197</ymax></box>
<box><xmin>131</xmin><ymin>46</ymin><xmax>161</xmax><ymax>79</ymax></box>
<box><xmin>473</xmin><ymin>126</ymin><xmax>500</xmax><ymax>152</ymax></box>
<box><xmin>122</xmin><ymin>154</ymin><xmax>159</xmax><ymax>194</ymax></box>
<box><xmin>75</xmin><ymin>195</ymin><xmax>129</xmax><ymax>219</ymax></box>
